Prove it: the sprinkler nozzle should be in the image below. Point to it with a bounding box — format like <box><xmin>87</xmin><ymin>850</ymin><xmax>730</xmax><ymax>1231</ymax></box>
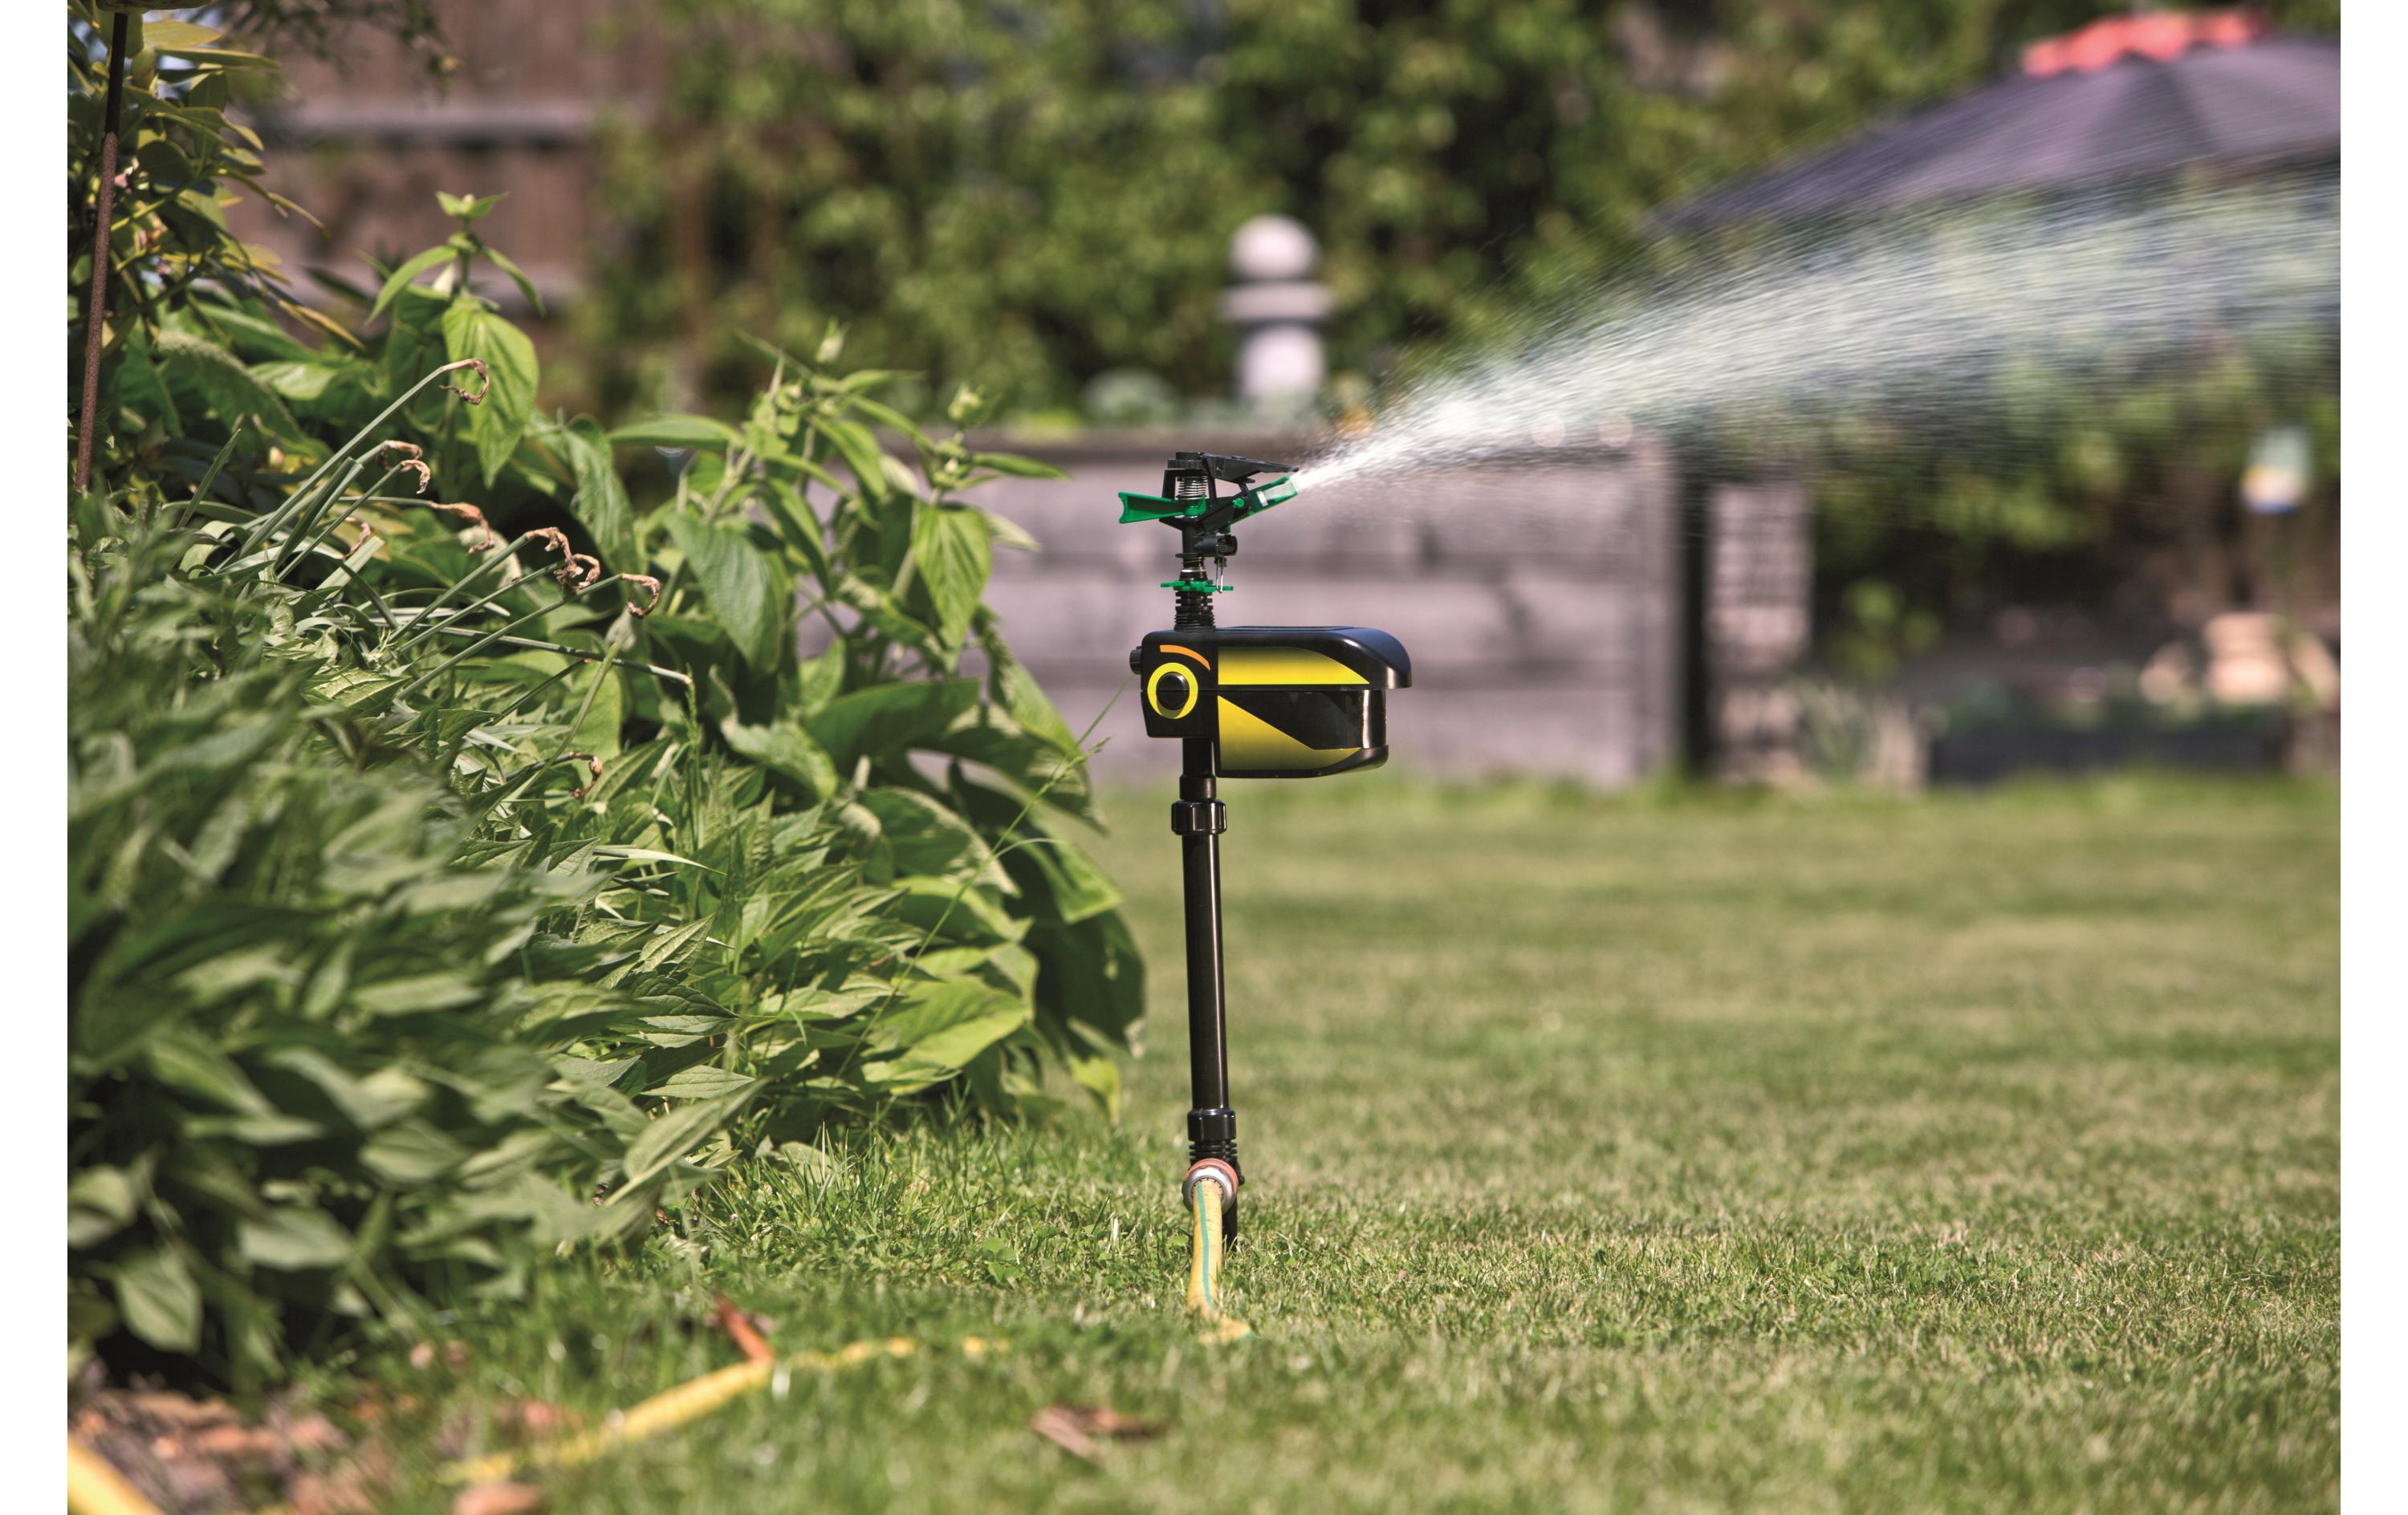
<box><xmin>1117</xmin><ymin>461</ymin><xmax>1296</xmax><ymax>526</ymax></box>
<box><xmin>1119</xmin><ymin>453</ymin><xmax>1299</xmax><ymax>611</ymax></box>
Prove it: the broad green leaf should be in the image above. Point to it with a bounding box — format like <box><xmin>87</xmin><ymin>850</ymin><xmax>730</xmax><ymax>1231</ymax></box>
<box><xmin>988</xmin><ymin>643</ymin><xmax>1080</xmax><ymax>753</ymax></box>
<box><xmin>608</xmin><ymin>414</ymin><xmax>742</xmax><ymax>451</ymax></box>
<box><xmin>441</xmin><ymin>301</ymin><xmax>539</xmax><ymax>485</ymax></box>
<box><xmin>68</xmin><ymin>1281</ymin><xmax>118</xmax><ymax>1348</ymax></box>
<box><xmin>190</xmin><ymin>303</ymin><xmax>317</xmax><ymax>363</ymax></box>
<box><xmin>793</xmin><ymin>644</ymin><xmax>844</xmax><ymax>717</ymax></box>
<box><xmin>136</xmin><ymin>136</ymin><xmax>196</xmax><ymax>186</ymax></box>
<box><xmin>351</xmin><ymin>971</ymin><xmax>482</xmax><ymax>1016</ymax></box>
<box><xmin>820</xmin><ymin>418</ymin><xmax>892</xmax><ymax>502</ymax></box>
<box><xmin>909</xmin><ymin>504</ymin><xmax>990</xmax><ymax>646</ymax></box>
<box><xmin>485</xmin><ymin>245</ymin><xmax>545</xmax><ymax>313</ymax></box>
<box><xmin>637</xmin><ymin>917</ymin><xmax>714</xmax><ymax>973</ymax></box>
<box><xmin>1005</xmin><ymin>825</ymin><xmax>1121</xmax><ymax>924</ymax></box>
<box><xmin>368</xmin><ymin>245</ymin><xmax>453</xmax><ymax>323</ymax></box>
<box><xmin>152</xmin><ymin>331</ymin><xmax>302</xmax><ymax>441</ymax></box>
<box><xmin>69</xmin><ymin>1168</ymin><xmax>141</xmax><ymax>1250</ymax></box>
<box><xmin>188</xmin><ymin>1112</ymin><xmax>323</xmax><ymax>1145</ymax></box>
<box><xmin>649</xmin><ymin>1066</ymin><xmax>758</xmax><ymax>1100</ymax></box>
<box><xmin>925</xmin><ymin>714</ymin><xmax>1098</xmax><ymax>824</ymax></box>
<box><xmin>891</xmin><ymin>875</ymin><xmax>1026</xmax><ymax>944</ymax></box>
<box><xmin>620</xmin><ymin>1081</ymin><xmax>762</xmax><ymax>1187</ymax></box>
<box><xmin>835</xmin><ymin>574</ymin><xmax>944</xmax><ymax>662</ymax></box>
<box><xmin>1067</xmin><ymin>1049</ymin><xmax>1123</xmax><ymax>1120</ymax></box>
<box><xmin>633</xmin><ymin>611</ymin><xmax>727</xmax><ymax>669</ymax></box>
<box><xmin>1029</xmin><ymin>912</ymin><xmax>1146</xmax><ymax>1046</ymax></box>
<box><xmin>239</xmin><ymin>1208</ymin><xmax>354</xmax><ymax>1270</ymax></box>
<box><xmin>865</xmin><ymin>979</ymin><xmax>1029</xmax><ymax>1085</ymax></box>
<box><xmin>980</xmin><ymin>506</ymin><xmax>1041</xmax><ymax>553</ymax></box>
<box><xmin>847</xmin><ymin>396</ymin><xmax>931</xmax><ymax>444</ymax></box>
<box><xmin>559</xmin><ymin>416</ymin><xmax>640</xmax><ymax>571</ymax></box>
<box><xmin>720</xmin><ymin>717</ymin><xmax>836</xmax><ymax>798</ymax></box>
<box><xmin>115</xmin><ymin>1249</ymin><xmax>202</xmax><ymax>1353</ymax></box>
<box><xmin>175</xmin><ymin>46</ymin><xmax>276</xmax><ymax>69</ymax></box>
<box><xmin>667</xmin><ymin>516</ymin><xmax>787</xmax><ymax>670</ymax></box>
<box><xmin>266</xmin><ymin>1048</ymin><xmax>425</xmax><ymax>1131</ymax></box>
<box><xmin>953</xmin><ymin>774</ymin><xmax>1116</xmax><ymax>920</ymax></box>
<box><xmin>590</xmin><ymin>847</ymin><xmax>714</xmax><ymax>870</ymax></box>
<box><xmin>573</xmin><ymin>664</ymin><xmax>625</xmax><ymax>758</ymax></box>
<box><xmin>860</xmin><ymin>787</ymin><xmax>997</xmax><ymax>885</ymax></box>
<box><xmin>249</xmin><ymin>359</ymin><xmax>343</xmax><ymax>401</ymax></box>
<box><xmin>803</xmin><ymin>679</ymin><xmax>979</xmax><ymax>770</ymax></box>
<box><xmin>759</xmin><ymin>477</ymin><xmax>828</xmax><ymax>576</ymax></box>
<box><xmin>141</xmin><ymin>21</ymin><xmax>225</xmax><ymax>51</ymax></box>
<box><xmin>146</xmin><ymin>1032</ymin><xmax>270</xmax><ymax>1115</ymax></box>
<box><xmin>360</xmin><ymin>1119</ymin><xmax>471</xmax><ymax>1185</ymax></box>
<box><xmin>968</xmin><ymin>450</ymin><xmax>1069</xmax><ymax>480</ymax></box>
<box><xmin>376</xmin><ymin>286</ymin><xmax>451</xmax><ymax>400</ymax></box>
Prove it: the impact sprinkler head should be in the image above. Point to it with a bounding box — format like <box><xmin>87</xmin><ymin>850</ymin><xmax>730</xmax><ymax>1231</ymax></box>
<box><xmin>1117</xmin><ymin>453</ymin><xmax>1298</xmax><ymax>615</ymax></box>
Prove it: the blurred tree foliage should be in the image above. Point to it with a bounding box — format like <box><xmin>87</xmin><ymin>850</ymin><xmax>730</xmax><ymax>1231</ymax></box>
<box><xmin>578</xmin><ymin>0</ymin><xmax>2335</xmax><ymax>420</ymax></box>
<box><xmin>588</xmin><ymin>1</ymin><xmax>2341</xmax><ymax>652</ymax></box>
<box><xmin>209</xmin><ymin>0</ymin><xmax>454</xmax><ymax>78</ymax></box>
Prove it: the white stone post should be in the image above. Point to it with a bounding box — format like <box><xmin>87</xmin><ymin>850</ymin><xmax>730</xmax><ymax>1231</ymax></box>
<box><xmin>1220</xmin><ymin>215</ymin><xmax>1332</xmax><ymax>408</ymax></box>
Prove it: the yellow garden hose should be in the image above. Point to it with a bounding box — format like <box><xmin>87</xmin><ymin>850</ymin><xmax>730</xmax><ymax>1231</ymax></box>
<box><xmin>67</xmin><ymin>1439</ymin><xmax>162</xmax><ymax>1515</ymax></box>
<box><xmin>1184</xmin><ymin>1164</ymin><xmax>1254</xmax><ymax>1343</ymax></box>
<box><xmin>192</xmin><ymin>1332</ymin><xmax>997</xmax><ymax>1514</ymax></box>
<box><xmin>444</xmin><ymin>1334</ymin><xmax>996</xmax><ymax>1485</ymax></box>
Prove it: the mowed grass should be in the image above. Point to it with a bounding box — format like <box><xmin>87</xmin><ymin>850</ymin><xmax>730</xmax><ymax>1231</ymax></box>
<box><xmin>359</xmin><ymin>777</ymin><xmax>2337</xmax><ymax>1513</ymax></box>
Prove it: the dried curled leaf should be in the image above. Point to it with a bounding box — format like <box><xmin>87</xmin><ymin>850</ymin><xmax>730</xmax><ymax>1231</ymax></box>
<box><xmin>563</xmin><ymin>752</ymin><xmax>602</xmax><ymax>800</ymax></box>
<box><xmin>439</xmin><ymin>357</ymin><xmax>491</xmax><ymax>405</ymax></box>
<box><xmin>424</xmin><ymin>502</ymin><xmax>492</xmax><ymax>551</ymax></box>
<box><xmin>555</xmin><ymin>552</ymin><xmax>602</xmax><ymax>593</ymax></box>
<box><xmin>376</xmin><ymin>441</ymin><xmax>431</xmax><ymax>492</ymax></box>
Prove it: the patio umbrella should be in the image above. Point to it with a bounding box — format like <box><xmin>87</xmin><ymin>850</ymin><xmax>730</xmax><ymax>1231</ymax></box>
<box><xmin>1666</xmin><ymin>10</ymin><xmax>2337</xmax><ymax>227</ymax></box>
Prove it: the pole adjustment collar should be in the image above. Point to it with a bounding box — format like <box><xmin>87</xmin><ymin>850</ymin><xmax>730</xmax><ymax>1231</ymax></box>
<box><xmin>1170</xmin><ymin>797</ymin><xmax>1227</xmax><ymax>835</ymax></box>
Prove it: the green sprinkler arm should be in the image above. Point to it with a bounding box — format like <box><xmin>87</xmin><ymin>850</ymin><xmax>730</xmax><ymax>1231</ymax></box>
<box><xmin>1117</xmin><ymin>452</ymin><xmax>1299</xmax><ymax>596</ymax></box>
<box><xmin>1117</xmin><ymin>472</ymin><xmax>1297</xmax><ymax>526</ymax></box>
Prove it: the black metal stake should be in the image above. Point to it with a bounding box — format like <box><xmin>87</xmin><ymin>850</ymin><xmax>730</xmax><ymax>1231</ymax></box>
<box><xmin>1176</xmin><ymin>745</ymin><xmax>1240</xmax><ymax>1237</ymax></box>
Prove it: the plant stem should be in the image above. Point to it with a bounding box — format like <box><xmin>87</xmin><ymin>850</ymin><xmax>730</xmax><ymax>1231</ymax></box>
<box><xmin>423</xmin><ymin>627</ymin><xmax>691</xmax><ymax>684</ymax></box>
<box><xmin>238</xmin><ymin>361</ymin><xmax>484</xmax><ymax>557</ymax></box>
<box><xmin>73</xmin><ymin>10</ymin><xmax>130</xmax><ymax>494</ymax></box>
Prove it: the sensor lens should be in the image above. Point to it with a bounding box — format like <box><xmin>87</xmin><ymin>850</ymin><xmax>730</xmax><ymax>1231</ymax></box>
<box><xmin>1147</xmin><ymin>663</ymin><xmax>1199</xmax><ymax>720</ymax></box>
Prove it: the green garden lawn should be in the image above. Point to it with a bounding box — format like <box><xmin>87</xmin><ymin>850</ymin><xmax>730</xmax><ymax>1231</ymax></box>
<box><xmin>364</xmin><ymin>777</ymin><xmax>2338</xmax><ymax>1513</ymax></box>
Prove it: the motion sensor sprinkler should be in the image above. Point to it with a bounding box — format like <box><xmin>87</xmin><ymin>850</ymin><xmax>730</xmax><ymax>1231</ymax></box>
<box><xmin>1122</xmin><ymin>453</ymin><xmax>1411</xmax><ymax>1331</ymax></box>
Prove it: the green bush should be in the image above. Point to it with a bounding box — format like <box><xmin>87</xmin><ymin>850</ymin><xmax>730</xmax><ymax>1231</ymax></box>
<box><xmin>70</xmin><ymin>10</ymin><xmax>1140</xmax><ymax>1387</ymax></box>
<box><xmin>71</xmin><ymin>328</ymin><xmax>1141</xmax><ymax>1387</ymax></box>
<box><xmin>69</xmin><ymin>537</ymin><xmax>668</xmax><ymax>1383</ymax></box>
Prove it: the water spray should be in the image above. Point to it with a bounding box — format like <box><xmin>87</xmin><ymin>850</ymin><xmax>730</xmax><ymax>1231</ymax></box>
<box><xmin>1121</xmin><ymin>453</ymin><xmax>1411</xmax><ymax>1334</ymax></box>
<box><xmin>1291</xmin><ymin>175</ymin><xmax>2337</xmax><ymax>508</ymax></box>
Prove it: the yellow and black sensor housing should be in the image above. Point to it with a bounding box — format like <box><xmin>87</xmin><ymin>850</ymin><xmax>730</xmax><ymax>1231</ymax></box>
<box><xmin>1130</xmin><ymin>625</ymin><xmax>1412</xmax><ymax>778</ymax></box>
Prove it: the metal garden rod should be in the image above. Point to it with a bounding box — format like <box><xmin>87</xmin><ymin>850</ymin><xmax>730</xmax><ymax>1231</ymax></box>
<box><xmin>1178</xmin><ymin>738</ymin><xmax>1235</xmax><ymax>1205</ymax></box>
<box><xmin>75</xmin><ymin>8</ymin><xmax>131</xmax><ymax>495</ymax></box>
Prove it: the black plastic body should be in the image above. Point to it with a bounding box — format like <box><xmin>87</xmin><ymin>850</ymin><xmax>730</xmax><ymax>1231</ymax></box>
<box><xmin>1132</xmin><ymin>625</ymin><xmax>1413</xmax><ymax>779</ymax></box>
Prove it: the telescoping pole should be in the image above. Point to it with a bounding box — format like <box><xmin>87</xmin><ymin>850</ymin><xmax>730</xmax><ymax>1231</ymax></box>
<box><xmin>1173</xmin><ymin>735</ymin><xmax>1240</xmax><ymax>1236</ymax></box>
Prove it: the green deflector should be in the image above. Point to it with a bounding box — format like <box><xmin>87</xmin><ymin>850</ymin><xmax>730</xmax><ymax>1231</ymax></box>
<box><xmin>1118</xmin><ymin>473</ymin><xmax>1296</xmax><ymax>525</ymax></box>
